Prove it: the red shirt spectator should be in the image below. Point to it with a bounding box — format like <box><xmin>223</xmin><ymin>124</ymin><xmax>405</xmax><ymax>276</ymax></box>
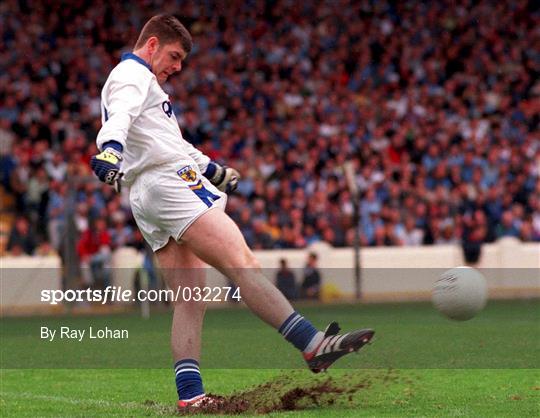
<box><xmin>77</xmin><ymin>219</ymin><xmax>111</xmax><ymax>261</ymax></box>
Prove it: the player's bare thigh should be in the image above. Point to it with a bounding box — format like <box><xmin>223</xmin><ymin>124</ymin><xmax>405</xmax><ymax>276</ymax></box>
<box><xmin>156</xmin><ymin>238</ymin><xmax>206</xmax><ymax>291</ymax></box>
<box><xmin>180</xmin><ymin>208</ymin><xmax>260</xmax><ymax>271</ymax></box>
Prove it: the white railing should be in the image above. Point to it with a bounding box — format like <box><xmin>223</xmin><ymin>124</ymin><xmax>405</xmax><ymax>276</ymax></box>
<box><xmin>1</xmin><ymin>237</ymin><xmax>538</xmax><ymax>310</ymax></box>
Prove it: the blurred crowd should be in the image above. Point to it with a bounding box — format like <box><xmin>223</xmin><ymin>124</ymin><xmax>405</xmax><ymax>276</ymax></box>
<box><xmin>1</xmin><ymin>0</ymin><xmax>539</xmax><ymax>259</ymax></box>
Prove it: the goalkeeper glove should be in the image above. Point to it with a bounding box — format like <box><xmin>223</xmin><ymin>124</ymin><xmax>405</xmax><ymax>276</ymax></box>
<box><xmin>90</xmin><ymin>141</ymin><xmax>123</xmax><ymax>185</ymax></box>
<box><xmin>204</xmin><ymin>161</ymin><xmax>240</xmax><ymax>193</ymax></box>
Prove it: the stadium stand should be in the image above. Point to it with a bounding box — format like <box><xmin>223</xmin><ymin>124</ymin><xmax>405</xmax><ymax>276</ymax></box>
<box><xmin>0</xmin><ymin>0</ymin><xmax>538</xmax><ymax>262</ymax></box>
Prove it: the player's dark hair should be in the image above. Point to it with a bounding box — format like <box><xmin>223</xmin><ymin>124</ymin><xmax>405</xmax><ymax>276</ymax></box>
<box><xmin>134</xmin><ymin>14</ymin><xmax>192</xmax><ymax>54</ymax></box>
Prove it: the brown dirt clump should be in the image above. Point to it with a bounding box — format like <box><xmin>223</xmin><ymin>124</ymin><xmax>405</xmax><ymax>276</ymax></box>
<box><xmin>177</xmin><ymin>370</ymin><xmax>394</xmax><ymax>415</ymax></box>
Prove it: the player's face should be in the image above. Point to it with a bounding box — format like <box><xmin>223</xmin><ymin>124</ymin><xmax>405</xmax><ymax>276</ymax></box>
<box><xmin>152</xmin><ymin>42</ymin><xmax>186</xmax><ymax>84</ymax></box>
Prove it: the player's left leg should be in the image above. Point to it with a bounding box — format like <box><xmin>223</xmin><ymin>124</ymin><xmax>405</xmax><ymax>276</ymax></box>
<box><xmin>155</xmin><ymin>239</ymin><xmax>207</xmax><ymax>406</ymax></box>
<box><xmin>181</xmin><ymin>208</ymin><xmax>375</xmax><ymax>373</ymax></box>
<box><xmin>182</xmin><ymin>208</ymin><xmax>295</xmax><ymax>328</ymax></box>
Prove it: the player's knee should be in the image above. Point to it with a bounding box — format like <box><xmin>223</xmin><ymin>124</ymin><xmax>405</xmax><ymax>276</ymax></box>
<box><xmin>242</xmin><ymin>248</ymin><xmax>261</xmax><ymax>271</ymax></box>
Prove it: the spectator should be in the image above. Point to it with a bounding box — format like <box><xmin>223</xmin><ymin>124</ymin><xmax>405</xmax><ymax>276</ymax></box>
<box><xmin>76</xmin><ymin>218</ymin><xmax>112</xmax><ymax>288</ymax></box>
<box><xmin>496</xmin><ymin>210</ymin><xmax>520</xmax><ymax>239</ymax></box>
<box><xmin>46</xmin><ymin>180</ymin><xmax>67</xmax><ymax>251</ymax></box>
<box><xmin>7</xmin><ymin>217</ymin><xmax>36</xmax><ymax>255</ymax></box>
<box><xmin>45</xmin><ymin>153</ymin><xmax>67</xmax><ymax>182</ymax></box>
<box><xmin>26</xmin><ymin>165</ymin><xmax>49</xmax><ymax>233</ymax></box>
<box><xmin>462</xmin><ymin>211</ymin><xmax>487</xmax><ymax>265</ymax></box>
<box><xmin>400</xmin><ymin>216</ymin><xmax>424</xmax><ymax>246</ymax></box>
<box><xmin>9</xmin><ymin>153</ymin><xmax>30</xmax><ymax>212</ymax></box>
<box><xmin>251</xmin><ymin>219</ymin><xmax>274</xmax><ymax>250</ymax></box>
<box><xmin>275</xmin><ymin>258</ymin><xmax>298</xmax><ymax>301</ymax></box>
<box><xmin>35</xmin><ymin>240</ymin><xmax>57</xmax><ymax>256</ymax></box>
<box><xmin>301</xmin><ymin>252</ymin><xmax>321</xmax><ymax>300</ymax></box>
<box><xmin>109</xmin><ymin>212</ymin><xmax>134</xmax><ymax>249</ymax></box>
<box><xmin>0</xmin><ymin>0</ymin><xmax>537</xmax><ymax>254</ymax></box>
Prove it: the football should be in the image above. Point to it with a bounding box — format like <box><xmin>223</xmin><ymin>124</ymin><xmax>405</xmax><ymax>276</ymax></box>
<box><xmin>432</xmin><ymin>266</ymin><xmax>488</xmax><ymax>321</ymax></box>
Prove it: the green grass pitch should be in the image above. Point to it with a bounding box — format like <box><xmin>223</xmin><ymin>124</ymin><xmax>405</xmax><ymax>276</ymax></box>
<box><xmin>1</xmin><ymin>300</ymin><xmax>539</xmax><ymax>416</ymax></box>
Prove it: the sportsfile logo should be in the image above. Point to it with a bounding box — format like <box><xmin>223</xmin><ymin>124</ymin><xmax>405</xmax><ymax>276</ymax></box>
<box><xmin>41</xmin><ymin>286</ymin><xmax>241</xmax><ymax>305</ymax></box>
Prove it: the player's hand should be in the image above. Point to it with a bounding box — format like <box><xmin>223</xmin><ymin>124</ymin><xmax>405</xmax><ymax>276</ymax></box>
<box><xmin>207</xmin><ymin>163</ymin><xmax>240</xmax><ymax>193</ymax></box>
<box><xmin>90</xmin><ymin>147</ymin><xmax>123</xmax><ymax>185</ymax></box>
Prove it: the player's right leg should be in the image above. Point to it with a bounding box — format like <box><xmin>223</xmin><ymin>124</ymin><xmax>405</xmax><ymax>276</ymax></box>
<box><xmin>156</xmin><ymin>239</ymin><xmax>206</xmax><ymax>361</ymax></box>
<box><xmin>155</xmin><ymin>239</ymin><xmax>208</xmax><ymax>407</ymax></box>
<box><xmin>181</xmin><ymin>208</ymin><xmax>375</xmax><ymax>372</ymax></box>
<box><xmin>129</xmin><ymin>166</ymin><xmax>230</xmax><ymax>408</ymax></box>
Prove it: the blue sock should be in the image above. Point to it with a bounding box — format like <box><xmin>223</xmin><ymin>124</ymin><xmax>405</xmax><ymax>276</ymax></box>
<box><xmin>279</xmin><ymin>312</ymin><xmax>321</xmax><ymax>352</ymax></box>
<box><xmin>174</xmin><ymin>359</ymin><xmax>204</xmax><ymax>401</ymax></box>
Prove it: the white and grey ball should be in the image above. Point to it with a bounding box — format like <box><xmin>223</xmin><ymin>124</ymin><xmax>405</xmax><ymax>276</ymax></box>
<box><xmin>433</xmin><ymin>266</ymin><xmax>487</xmax><ymax>321</ymax></box>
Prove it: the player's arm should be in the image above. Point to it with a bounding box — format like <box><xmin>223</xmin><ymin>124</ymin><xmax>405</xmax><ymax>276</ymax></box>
<box><xmin>91</xmin><ymin>67</ymin><xmax>150</xmax><ymax>185</ymax></box>
<box><xmin>90</xmin><ymin>144</ymin><xmax>123</xmax><ymax>186</ymax></box>
<box><xmin>203</xmin><ymin>161</ymin><xmax>240</xmax><ymax>193</ymax></box>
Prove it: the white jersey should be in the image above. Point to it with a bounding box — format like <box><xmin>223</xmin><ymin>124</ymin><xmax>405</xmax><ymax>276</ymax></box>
<box><xmin>96</xmin><ymin>53</ymin><xmax>210</xmax><ymax>186</ymax></box>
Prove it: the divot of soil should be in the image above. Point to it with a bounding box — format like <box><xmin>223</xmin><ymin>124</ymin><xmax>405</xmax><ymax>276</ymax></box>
<box><xmin>177</xmin><ymin>370</ymin><xmax>393</xmax><ymax>415</ymax></box>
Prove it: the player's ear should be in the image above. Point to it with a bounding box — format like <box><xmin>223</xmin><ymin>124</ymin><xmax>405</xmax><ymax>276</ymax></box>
<box><xmin>147</xmin><ymin>36</ymin><xmax>159</xmax><ymax>54</ymax></box>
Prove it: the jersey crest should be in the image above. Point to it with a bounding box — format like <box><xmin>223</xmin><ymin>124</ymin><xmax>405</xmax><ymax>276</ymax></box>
<box><xmin>177</xmin><ymin>166</ymin><xmax>197</xmax><ymax>183</ymax></box>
